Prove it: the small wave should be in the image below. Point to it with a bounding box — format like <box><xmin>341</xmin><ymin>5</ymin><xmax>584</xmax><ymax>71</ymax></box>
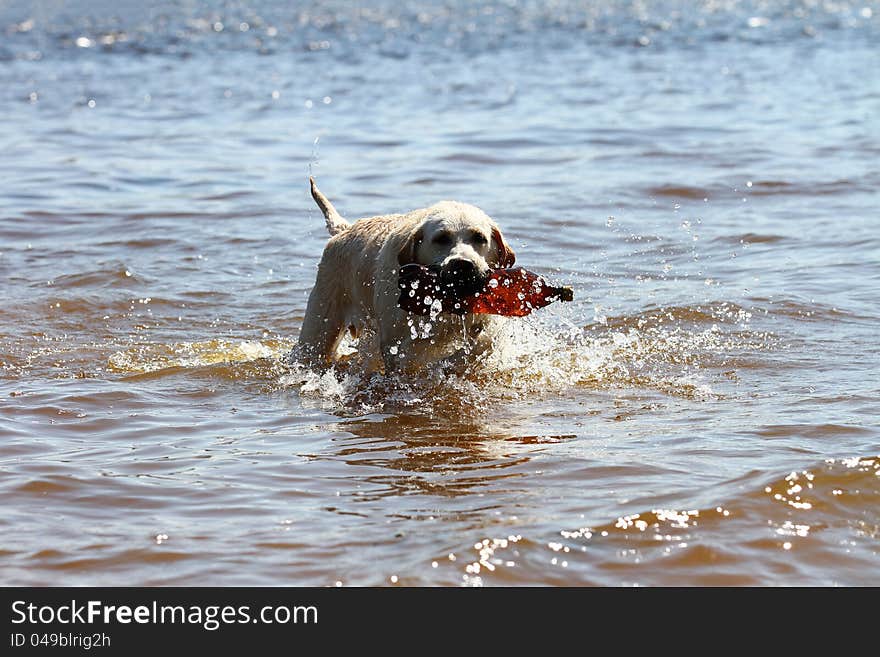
<box><xmin>645</xmin><ymin>184</ymin><xmax>714</xmax><ymax>199</ymax></box>
<box><xmin>94</xmin><ymin>238</ymin><xmax>179</xmax><ymax>249</ymax></box>
<box><xmin>196</xmin><ymin>190</ymin><xmax>255</xmax><ymax>202</ymax></box>
<box><xmin>108</xmin><ymin>339</ymin><xmax>292</xmax><ymax>375</ymax></box>
<box><xmin>751</xmin><ymin>298</ymin><xmax>874</xmax><ymax>324</ymax></box>
<box><xmin>590</xmin><ymin>302</ymin><xmax>754</xmax><ymax>331</ymax></box>
<box><xmin>712</xmin><ymin>233</ymin><xmax>788</xmax><ymax>245</ymax></box>
<box><xmin>746</xmin><ymin>179</ymin><xmax>866</xmax><ymax>197</ymax></box>
<box><xmin>642</xmin><ymin>177</ymin><xmax>876</xmax><ymax>203</ymax></box>
<box><xmin>15</xmin><ymin>478</ymin><xmax>79</xmax><ymax>494</ymax></box>
<box><xmin>457</xmin><ymin>455</ymin><xmax>880</xmax><ymax>585</ymax></box>
<box><xmin>48</xmin><ymin>264</ymin><xmax>140</xmax><ymax>290</ymax></box>
<box><xmin>34</xmin><ymin>548</ymin><xmax>194</xmax><ymax>573</ymax></box>
<box><xmin>439</xmin><ymin>152</ymin><xmax>578</xmax><ymax>166</ymax></box>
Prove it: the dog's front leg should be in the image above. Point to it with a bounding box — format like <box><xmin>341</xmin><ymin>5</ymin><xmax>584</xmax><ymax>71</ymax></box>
<box><xmin>437</xmin><ymin>314</ymin><xmax>502</xmax><ymax>375</ymax></box>
<box><xmin>378</xmin><ymin>316</ymin><xmax>413</xmax><ymax>375</ymax></box>
<box><xmin>432</xmin><ymin>329</ymin><xmax>493</xmax><ymax>376</ymax></box>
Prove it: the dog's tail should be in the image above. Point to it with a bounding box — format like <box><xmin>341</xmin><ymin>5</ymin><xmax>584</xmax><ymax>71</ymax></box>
<box><xmin>310</xmin><ymin>177</ymin><xmax>350</xmax><ymax>236</ymax></box>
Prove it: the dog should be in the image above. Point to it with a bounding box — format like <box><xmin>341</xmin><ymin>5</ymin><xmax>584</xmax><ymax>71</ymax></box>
<box><xmin>294</xmin><ymin>178</ymin><xmax>516</xmax><ymax>374</ymax></box>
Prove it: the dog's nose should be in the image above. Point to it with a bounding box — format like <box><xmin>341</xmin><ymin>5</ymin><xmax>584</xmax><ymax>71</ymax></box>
<box><xmin>442</xmin><ymin>258</ymin><xmax>479</xmax><ymax>281</ymax></box>
<box><xmin>440</xmin><ymin>258</ymin><xmax>486</xmax><ymax>299</ymax></box>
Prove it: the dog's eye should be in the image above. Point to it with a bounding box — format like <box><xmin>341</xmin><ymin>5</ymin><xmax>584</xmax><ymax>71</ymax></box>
<box><xmin>471</xmin><ymin>232</ymin><xmax>489</xmax><ymax>245</ymax></box>
<box><xmin>433</xmin><ymin>232</ymin><xmax>453</xmax><ymax>245</ymax></box>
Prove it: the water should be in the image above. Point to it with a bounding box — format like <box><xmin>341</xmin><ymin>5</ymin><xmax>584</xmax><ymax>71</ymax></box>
<box><xmin>1</xmin><ymin>0</ymin><xmax>878</xmax><ymax>586</ymax></box>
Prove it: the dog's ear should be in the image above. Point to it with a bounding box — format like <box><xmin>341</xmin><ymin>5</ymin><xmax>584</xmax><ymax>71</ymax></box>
<box><xmin>491</xmin><ymin>227</ymin><xmax>516</xmax><ymax>268</ymax></box>
<box><xmin>398</xmin><ymin>227</ymin><xmax>424</xmax><ymax>266</ymax></box>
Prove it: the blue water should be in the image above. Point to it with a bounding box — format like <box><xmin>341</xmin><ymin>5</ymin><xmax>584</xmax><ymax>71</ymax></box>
<box><xmin>1</xmin><ymin>1</ymin><xmax>878</xmax><ymax>585</ymax></box>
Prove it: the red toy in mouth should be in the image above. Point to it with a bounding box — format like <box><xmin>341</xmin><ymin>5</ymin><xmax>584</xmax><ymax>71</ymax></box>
<box><xmin>397</xmin><ymin>264</ymin><xmax>573</xmax><ymax>317</ymax></box>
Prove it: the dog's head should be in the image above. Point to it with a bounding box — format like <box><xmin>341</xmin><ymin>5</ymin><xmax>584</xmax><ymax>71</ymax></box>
<box><xmin>398</xmin><ymin>202</ymin><xmax>516</xmax><ymax>299</ymax></box>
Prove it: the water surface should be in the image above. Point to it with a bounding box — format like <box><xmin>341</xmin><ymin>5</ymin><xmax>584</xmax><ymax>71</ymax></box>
<box><xmin>1</xmin><ymin>0</ymin><xmax>878</xmax><ymax>585</ymax></box>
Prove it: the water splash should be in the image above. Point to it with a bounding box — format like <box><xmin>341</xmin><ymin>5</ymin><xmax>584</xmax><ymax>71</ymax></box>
<box><xmin>278</xmin><ymin>299</ymin><xmax>777</xmax><ymax>412</ymax></box>
<box><xmin>108</xmin><ymin>338</ymin><xmax>292</xmax><ymax>374</ymax></box>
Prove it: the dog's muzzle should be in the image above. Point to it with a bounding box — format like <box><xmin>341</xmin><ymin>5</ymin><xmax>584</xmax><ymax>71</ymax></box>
<box><xmin>438</xmin><ymin>258</ymin><xmax>487</xmax><ymax>299</ymax></box>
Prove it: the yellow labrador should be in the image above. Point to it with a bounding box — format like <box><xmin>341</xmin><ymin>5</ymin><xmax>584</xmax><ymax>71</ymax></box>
<box><xmin>294</xmin><ymin>178</ymin><xmax>516</xmax><ymax>373</ymax></box>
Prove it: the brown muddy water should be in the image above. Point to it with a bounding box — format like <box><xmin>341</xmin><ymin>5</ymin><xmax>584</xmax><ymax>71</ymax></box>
<box><xmin>1</xmin><ymin>1</ymin><xmax>878</xmax><ymax>586</ymax></box>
